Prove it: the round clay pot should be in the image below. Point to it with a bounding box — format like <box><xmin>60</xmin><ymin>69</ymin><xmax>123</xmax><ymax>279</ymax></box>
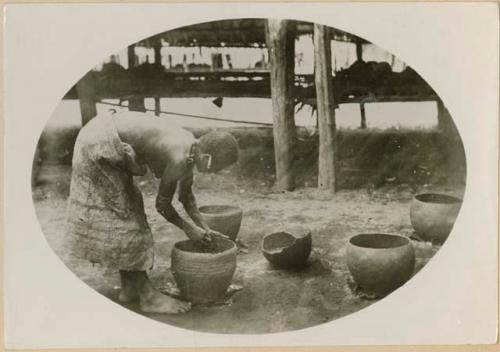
<box><xmin>410</xmin><ymin>193</ymin><xmax>462</xmax><ymax>244</ymax></box>
<box><xmin>346</xmin><ymin>234</ymin><xmax>415</xmax><ymax>296</ymax></box>
<box><xmin>199</xmin><ymin>205</ymin><xmax>243</xmax><ymax>241</ymax></box>
<box><xmin>261</xmin><ymin>231</ymin><xmax>312</xmax><ymax>269</ymax></box>
<box><xmin>171</xmin><ymin>237</ymin><xmax>237</xmax><ymax>304</ymax></box>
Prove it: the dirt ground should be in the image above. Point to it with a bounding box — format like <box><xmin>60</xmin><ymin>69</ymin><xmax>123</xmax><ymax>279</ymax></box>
<box><xmin>32</xmin><ymin>162</ymin><xmax>464</xmax><ymax>334</ymax></box>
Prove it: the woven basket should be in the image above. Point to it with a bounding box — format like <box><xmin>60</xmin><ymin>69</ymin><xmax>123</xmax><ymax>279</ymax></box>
<box><xmin>171</xmin><ymin>237</ymin><xmax>237</xmax><ymax>304</ymax></box>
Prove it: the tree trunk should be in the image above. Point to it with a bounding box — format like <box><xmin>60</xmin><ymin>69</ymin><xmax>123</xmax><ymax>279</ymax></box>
<box><xmin>314</xmin><ymin>24</ymin><xmax>337</xmax><ymax>192</ymax></box>
<box><xmin>266</xmin><ymin>19</ymin><xmax>296</xmax><ymax>191</ymax></box>
<box><xmin>76</xmin><ymin>71</ymin><xmax>97</xmax><ymax>126</ymax></box>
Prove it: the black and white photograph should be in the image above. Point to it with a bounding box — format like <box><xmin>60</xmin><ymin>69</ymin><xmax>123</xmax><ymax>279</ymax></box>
<box><xmin>4</xmin><ymin>3</ymin><xmax>498</xmax><ymax>348</ymax></box>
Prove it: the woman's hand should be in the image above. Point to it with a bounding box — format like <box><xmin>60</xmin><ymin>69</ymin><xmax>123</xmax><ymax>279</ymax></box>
<box><xmin>204</xmin><ymin>229</ymin><xmax>229</xmax><ymax>242</ymax></box>
<box><xmin>186</xmin><ymin>227</ymin><xmax>228</xmax><ymax>243</ymax></box>
<box><xmin>122</xmin><ymin>143</ymin><xmax>147</xmax><ymax>176</ymax></box>
<box><xmin>186</xmin><ymin>226</ymin><xmax>207</xmax><ymax>242</ymax></box>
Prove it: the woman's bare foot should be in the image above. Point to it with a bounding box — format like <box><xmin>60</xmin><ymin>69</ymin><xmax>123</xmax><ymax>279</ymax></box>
<box><xmin>124</xmin><ymin>270</ymin><xmax>191</xmax><ymax>314</ymax></box>
<box><xmin>118</xmin><ymin>287</ymin><xmax>139</xmax><ymax>303</ymax></box>
<box><xmin>139</xmin><ymin>291</ymin><xmax>191</xmax><ymax>314</ymax></box>
<box><xmin>118</xmin><ymin>270</ymin><xmax>139</xmax><ymax>303</ymax></box>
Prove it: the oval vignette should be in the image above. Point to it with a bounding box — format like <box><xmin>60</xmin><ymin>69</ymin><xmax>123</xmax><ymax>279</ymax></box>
<box><xmin>31</xmin><ymin>18</ymin><xmax>466</xmax><ymax>334</ymax></box>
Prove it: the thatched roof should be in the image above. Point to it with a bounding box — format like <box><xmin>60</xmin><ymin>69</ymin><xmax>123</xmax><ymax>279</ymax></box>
<box><xmin>138</xmin><ymin>18</ymin><xmax>368</xmax><ymax>48</ymax></box>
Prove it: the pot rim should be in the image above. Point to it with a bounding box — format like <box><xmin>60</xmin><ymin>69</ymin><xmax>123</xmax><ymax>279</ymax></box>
<box><xmin>261</xmin><ymin>231</ymin><xmax>311</xmax><ymax>253</ymax></box>
<box><xmin>173</xmin><ymin>238</ymin><xmax>237</xmax><ymax>258</ymax></box>
<box><xmin>348</xmin><ymin>233</ymin><xmax>411</xmax><ymax>250</ymax></box>
<box><xmin>414</xmin><ymin>193</ymin><xmax>462</xmax><ymax>204</ymax></box>
<box><xmin>199</xmin><ymin>204</ymin><xmax>243</xmax><ymax>214</ymax></box>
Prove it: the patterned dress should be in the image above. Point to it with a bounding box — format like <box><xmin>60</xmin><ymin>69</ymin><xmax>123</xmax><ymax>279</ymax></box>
<box><xmin>66</xmin><ymin>113</ymin><xmax>154</xmax><ymax>271</ymax></box>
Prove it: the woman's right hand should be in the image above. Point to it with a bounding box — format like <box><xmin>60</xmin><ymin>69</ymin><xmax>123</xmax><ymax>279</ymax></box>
<box><xmin>186</xmin><ymin>226</ymin><xmax>209</xmax><ymax>243</ymax></box>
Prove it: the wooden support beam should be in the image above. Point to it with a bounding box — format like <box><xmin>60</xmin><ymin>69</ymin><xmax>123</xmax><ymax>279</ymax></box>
<box><xmin>267</xmin><ymin>19</ymin><xmax>296</xmax><ymax>191</ymax></box>
<box><xmin>127</xmin><ymin>44</ymin><xmax>146</xmax><ymax>112</ymax></box>
<box><xmin>436</xmin><ymin>99</ymin><xmax>457</xmax><ymax>138</ymax></box>
<box><xmin>76</xmin><ymin>71</ymin><xmax>97</xmax><ymax>126</ymax></box>
<box><xmin>154</xmin><ymin>42</ymin><xmax>162</xmax><ymax>66</ymax></box>
<box><xmin>182</xmin><ymin>54</ymin><xmax>188</xmax><ymax>72</ymax></box>
<box><xmin>211</xmin><ymin>53</ymin><xmax>223</xmax><ymax>70</ymax></box>
<box><xmin>360</xmin><ymin>102</ymin><xmax>367</xmax><ymax>129</ymax></box>
<box><xmin>127</xmin><ymin>44</ymin><xmax>135</xmax><ymax>67</ymax></box>
<box><xmin>64</xmin><ymin>69</ymin><xmax>439</xmax><ymax>103</ymax></box>
<box><xmin>314</xmin><ymin>24</ymin><xmax>337</xmax><ymax>192</ymax></box>
<box><xmin>356</xmin><ymin>40</ymin><xmax>363</xmax><ymax>62</ymax></box>
<box><xmin>154</xmin><ymin>41</ymin><xmax>163</xmax><ymax>116</ymax></box>
<box><xmin>436</xmin><ymin>99</ymin><xmax>447</xmax><ymax>128</ymax></box>
<box><xmin>154</xmin><ymin>96</ymin><xmax>161</xmax><ymax>116</ymax></box>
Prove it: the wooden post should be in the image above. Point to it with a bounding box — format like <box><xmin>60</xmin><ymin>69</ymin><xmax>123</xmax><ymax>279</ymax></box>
<box><xmin>436</xmin><ymin>99</ymin><xmax>456</xmax><ymax>137</ymax></box>
<box><xmin>211</xmin><ymin>53</ymin><xmax>217</xmax><ymax>70</ymax></box>
<box><xmin>226</xmin><ymin>54</ymin><xmax>233</xmax><ymax>69</ymax></box>
<box><xmin>355</xmin><ymin>39</ymin><xmax>363</xmax><ymax>62</ymax></box>
<box><xmin>154</xmin><ymin>97</ymin><xmax>161</xmax><ymax>116</ymax></box>
<box><xmin>76</xmin><ymin>71</ymin><xmax>97</xmax><ymax>126</ymax></box>
<box><xmin>360</xmin><ymin>102</ymin><xmax>367</xmax><ymax>129</ymax></box>
<box><xmin>182</xmin><ymin>54</ymin><xmax>188</xmax><ymax>72</ymax></box>
<box><xmin>314</xmin><ymin>24</ymin><xmax>337</xmax><ymax>191</ymax></box>
<box><xmin>154</xmin><ymin>42</ymin><xmax>162</xmax><ymax>66</ymax></box>
<box><xmin>266</xmin><ymin>19</ymin><xmax>296</xmax><ymax>191</ymax></box>
<box><xmin>127</xmin><ymin>44</ymin><xmax>146</xmax><ymax>112</ymax></box>
<box><xmin>436</xmin><ymin>99</ymin><xmax>447</xmax><ymax>128</ymax></box>
<box><xmin>154</xmin><ymin>41</ymin><xmax>162</xmax><ymax>116</ymax></box>
<box><xmin>168</xmin><ymin>54</ymin><xmax>173</xmax><ymax>69</ymax></box>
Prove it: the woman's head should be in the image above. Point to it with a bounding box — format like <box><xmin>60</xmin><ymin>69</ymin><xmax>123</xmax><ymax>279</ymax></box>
<box><xmin>196</xmin><ymin>131</ymin><xmax>239</xmax><ymax>173</ymax></box>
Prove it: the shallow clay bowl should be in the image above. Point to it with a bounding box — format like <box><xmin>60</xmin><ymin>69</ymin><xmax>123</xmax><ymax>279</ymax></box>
<box><xmin>410</xmin><ymin>193</ymin><xmax>462</xmax><ymax>244</ymax></box>
<box><xmin>171</xmin><ymin>237</ymin><xmax>237</xmax><ymax>304</ymax></box>
<box><xmin>346</xmin><ymin>233</ymin><xmax>415</xmax><ymax>296</ymax></box>
<box><xmin>199</xmin><ymin>205</ymin><xmax>243</xmax><ymax>241</ymax></box>
<box><xmin>261</xmin><ymin>231</ymin><xmax>312</xmax><ymax>269</ymax></box>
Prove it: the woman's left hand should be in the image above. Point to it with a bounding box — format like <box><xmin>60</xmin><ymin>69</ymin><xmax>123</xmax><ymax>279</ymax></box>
<box><xmin>203</xmin><ymin>229</ymin><xmax>229</xmax><ymax>242</ymax></box>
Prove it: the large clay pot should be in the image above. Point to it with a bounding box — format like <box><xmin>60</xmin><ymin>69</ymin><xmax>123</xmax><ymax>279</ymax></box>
<box><xmin>346</xmin><ymin>234</ymin><xmax>415</xmax><ymax>296</ymax></box>
<box><xmin>199</xmin><ymin>205</ymin><xmax>243</xmax><ymax>241</ymax></box>
<box><xmin>171</xmin><ymin>237</ymin><xmax>237</xmax><ymax>304</ymax></box>
<box><xmin>410</xmin><ymin>193</ymin><xmax>462</xmax><ymax>244</ymax></box>
<box><xmin>262</xmin><ymin>231</ymin><xmax>312</xmax><ymax>269</ymax></box>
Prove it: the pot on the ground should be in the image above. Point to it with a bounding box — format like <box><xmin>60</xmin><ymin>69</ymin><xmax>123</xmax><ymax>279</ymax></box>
<box><xmin>171</xmin><ymin>237</ymin><xmax>237</xmax><ymax>304</ymax></box>
<box><xmin>346</xmin><ymin>234</ymin><xmax>415</xmax><ymax>296</ymax></box>
<box><xmin>261</xmin><ymin>231</ymin><xmax>312</xmax><ymax>269</ymax></box>
<box><xmin>199</xmin><ymin>205</ymin><xmax>243</xmax><ymax>241</ymax></box>
<box><xmin>410</xmin><ymin>193</ymin><xmax>462</xmax><ymax>244</ymax></box>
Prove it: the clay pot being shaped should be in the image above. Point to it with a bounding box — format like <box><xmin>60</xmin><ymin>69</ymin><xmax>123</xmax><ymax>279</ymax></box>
<box><xmin>410</xmin><ymin>193</ymin><xmax>462</xmax><ymax>244</ymax></box>
<box><xmin>346</xmin><ymin>234</ymin><xmax>415</xmax><ymax>296</ymax></box>
<box><xmin>199</xmin><ymin>205</ymin><xmax>243</xmax><ymax>241</ymax></box>
<box><xmin>171</xmin><ymin>237</ymin><xmax>237</xmax><ymax>304</ymax></box>
<box><xmin>262</xmin><ymin>231</ymin><xmax>312</xmax><ymax>269</ymax></box>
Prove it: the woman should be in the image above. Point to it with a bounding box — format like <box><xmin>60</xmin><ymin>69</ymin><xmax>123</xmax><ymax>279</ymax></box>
<box><xmin>66</xmin><ymin>110</ymin><xmax>239</xmax><ymax>314</ymax></box>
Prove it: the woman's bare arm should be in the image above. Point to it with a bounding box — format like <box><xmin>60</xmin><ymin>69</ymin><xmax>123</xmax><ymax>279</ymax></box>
<box><xmin>178</xmin><ymin>167</ymin><xmax>228</xmax><ymax>240</ymax></box>
<box><xmin>155</xmin><ymin>161</ymin><xmax>206</xmax><ymax>242</ymax></box>
<box><xmin>178</xmin><ymin>167</ymin><xmax>211</xmax><ymax>231</ymax></box>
